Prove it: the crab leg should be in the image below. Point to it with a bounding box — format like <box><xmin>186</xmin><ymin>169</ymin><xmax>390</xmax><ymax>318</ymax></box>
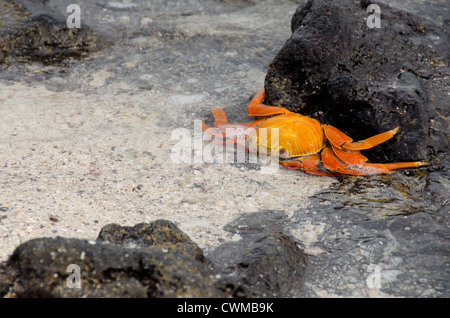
<box><xmin>280</xmin><ymin>154</ymin><xmax>336</xmax><ymax>176</ymax></box>
<box><xmin>201</xmin><ymin>122</ymin><xmax>234</xmax><ymax>144</ymax></box>
<box><xmin>209</xmin><ymin>107</ymin><xmax>266</xmax><ymax>128</ymax></box>
<box><xmin>211</xmin><ymin>107</ymin><xmax>229</xmax><ymax>126</ymax></box>
<box><xmin>324</xmin><ymin>124</ymin><xmax>400</xmax><ymax>150</ymax></box>
<box><xmin>201</xmin><ymin>108</ymin><xmax>235</xmax><ymax>144</ymax></box>
<box><xmin>201</xmin><ymin>107</ymin><xmax>265</xmax><ymax>145</ymax></box>
<box><xmin>246</xmin><ymin>88</ymin><xmax>292</xmax><ymax>117</ymax></box>
<box><xmin>321</xmin><ymin>147</ymin><xmax>429</xmax><ymax>175</ymax></box>
<box><xmin>331</xmin><ymin>146</ymin><xmax>369</xmax><ymax>164</ymax></box>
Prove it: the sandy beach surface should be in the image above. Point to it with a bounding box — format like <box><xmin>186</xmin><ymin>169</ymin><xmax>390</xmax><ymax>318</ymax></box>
<box><xmin>0</xmin><ymin>79</ymin><xmax>335</xmax><ymax>261</ymax></box>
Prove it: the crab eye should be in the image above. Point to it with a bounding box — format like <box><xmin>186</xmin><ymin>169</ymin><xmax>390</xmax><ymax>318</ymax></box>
<box><xmin>279</xmin><ymin>148</ymin><xmax>287</xmax><ymax>158</ymax></box>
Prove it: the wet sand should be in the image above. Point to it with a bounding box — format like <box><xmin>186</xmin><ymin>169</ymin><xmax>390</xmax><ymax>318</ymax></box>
<box><xmin>0</xmin><ymin>81</ymin><xmax>334</xmax><ymax>261</ymax></box>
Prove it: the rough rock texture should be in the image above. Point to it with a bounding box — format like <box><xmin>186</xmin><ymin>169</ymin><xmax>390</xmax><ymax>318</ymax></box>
<box><xmin>262</xmin><ymin>0</ymin><xmax>449</xmax><ymax>297</ymax></box>
<box><xmin>209</xmin><ymin>212</ymin><xmax>307</xmax><ymax>297</ymax></box>
<box><xmin>263</xmin><ymin>0</ymin><xmax>449</xmax><ymax>233</ymax></box>
<box><xmin>97</xmin><ymin>220</ymin><xmax>207</xmax><ymax>263</ymax></box>
<box><xmin>0</xmin><ymin>220</ymin><xmax>307</xmax><ymax>298</ymax></box>
<box><xmin>294</xmin><ymin>188</ymin><xmax>449</xmax><ymax>297</ymax></box>
<box><xmin>1</xmin><ymin>223</ymin><xmax>224</xmax><ymax>298</ymax></box>
<box><xmin>264</xmin><ymin>0</ymin><xmax>449</xmax><ymax>165</ymax></box>
<box><xmin>0</xmin><ymin>0</ymin><xmax>109</xmax><ymax>64</ymax></box>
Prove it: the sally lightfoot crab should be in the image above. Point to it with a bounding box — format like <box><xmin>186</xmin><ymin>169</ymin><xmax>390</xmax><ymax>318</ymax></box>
<box><xmin>201</xmin><ymin>88</ymin><xmax>429</xmax><ymax>176</ymax></box>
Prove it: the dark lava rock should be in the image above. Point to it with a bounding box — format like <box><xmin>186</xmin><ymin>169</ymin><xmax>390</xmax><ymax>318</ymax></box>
<box><xmin>264</xmin><ymin>0</ymin><xmax>449</xmax><ymax>165</ymax></box>
<box><xmin>97</xmin><ymin>220</ymin><xmax>207</xmax><ymax>263</ymax></box>
<box><xmin>223</xmin><ymin>210</ymin><xmax>291</xmax><ymax>235</ymax></box>
<box><xmin>263</xmin><ymin>0</ymin><xmax>449</xmax><ymax>220</ymax></box>
<box><xmin>1</xmin><ymin>219</ymin><xmax>307</xmax><ymax>298</ymax></box>
<box><xmin>2</xmin><ymin>237</ymin><xmax>223</xmax><ymax>298</ymax></box>
<box><xmin>208</xmin><ymin>211</ymin><xmax>307</xmax><ymax>297</ymax></box>
<box><xmin>254</xmin><ymin>0</ymin><xmax>449</xmax><ymax>297</ymax></box>
<box><xmin>293</xmin><ymin>189</ymin><xmax>450</xmax><ymax>297</ymax></box>
<box><xmin>0</xmin><ymin>0</ymin><xmax>109</xmax><ymax>65</ymax></box>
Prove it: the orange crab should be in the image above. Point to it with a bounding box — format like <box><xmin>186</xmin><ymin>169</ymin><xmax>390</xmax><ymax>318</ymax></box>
<box><xmin>201</xmin><ymin>88</ymin><xmax>429</xmax><ymax>176</ymax></box>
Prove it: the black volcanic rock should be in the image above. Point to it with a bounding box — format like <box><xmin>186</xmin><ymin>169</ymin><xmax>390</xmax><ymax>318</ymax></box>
<box><xmin>0</xmin><ymin>0</ymin><xmax>109</xmax><ymax>65</ymax></box>
<box><xmin>264</xmin><ymin>0</ymin><xmax>449</xmax><ymax>164</ymax></box>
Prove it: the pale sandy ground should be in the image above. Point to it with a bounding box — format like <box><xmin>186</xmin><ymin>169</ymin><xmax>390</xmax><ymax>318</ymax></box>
<box><xmin>0</xmin><ymin>79</ymin><xmax>335</xmax><ymax>261</ymax></box>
